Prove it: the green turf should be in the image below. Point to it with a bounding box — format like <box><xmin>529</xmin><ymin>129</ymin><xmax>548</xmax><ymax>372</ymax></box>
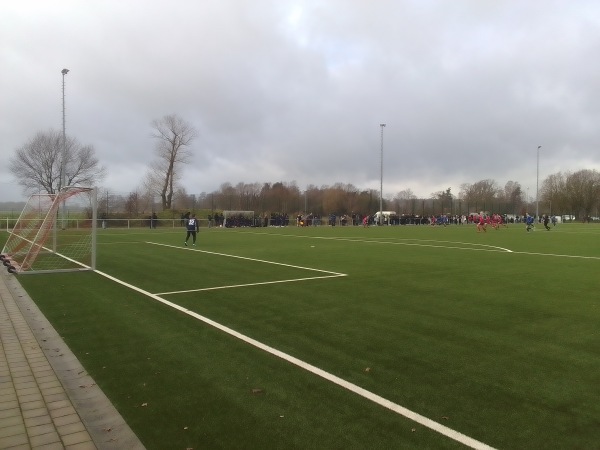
<box><xmin>2</xmin><ymin>223</ymin><xmax>599</xmax><ymax>449</ymax></box>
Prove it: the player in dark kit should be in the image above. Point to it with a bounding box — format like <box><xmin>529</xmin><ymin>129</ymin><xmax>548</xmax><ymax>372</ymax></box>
<box><xmin>184</xmin><ymin>214</ymin><xmax>200</xmax><ymax>246</ymax></box>
<box><xmin>543</xmin><ymin>214</ymin><xmax>551</xmax><ymax>231</ymax></box>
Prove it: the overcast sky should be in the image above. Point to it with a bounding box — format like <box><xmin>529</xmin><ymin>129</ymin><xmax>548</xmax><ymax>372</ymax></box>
<box><xmin>2</xmin><ymin>0</ymin><xmax>600</xmax><ymax>203</ymax></box>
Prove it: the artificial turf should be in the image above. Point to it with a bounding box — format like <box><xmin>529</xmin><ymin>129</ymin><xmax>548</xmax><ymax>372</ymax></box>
<box><xmin>3</xmin><ymin>223</ymin><xmax>599</xmax><ymax>449</ymax></box>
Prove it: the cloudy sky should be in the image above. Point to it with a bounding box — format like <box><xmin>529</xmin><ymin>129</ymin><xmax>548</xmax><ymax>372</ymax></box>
<box><xmin>2</xmin><ymin>0</ymin><xmax>600</xmax><ymax>203</ymax></box>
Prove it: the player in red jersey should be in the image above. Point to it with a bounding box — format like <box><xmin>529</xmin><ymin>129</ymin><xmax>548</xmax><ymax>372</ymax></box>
<box><xmin>476</xmin><ymin>214</ymin><xmax>487</xmax><ymax>232</ymax></box>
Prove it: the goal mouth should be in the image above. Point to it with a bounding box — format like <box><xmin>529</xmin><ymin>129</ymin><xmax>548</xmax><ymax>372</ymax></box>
<box><xmin>1</xmin><ymin>186</ymin><xmax>98</xmax><ymax>274</ymax></box>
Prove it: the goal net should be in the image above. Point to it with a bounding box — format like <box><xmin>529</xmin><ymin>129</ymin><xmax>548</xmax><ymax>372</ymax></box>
<box><xmin>1</xmin><ymin>186</ymin><xmax>97</xmax><ymax>275</ymax></box>
<box><xmin>223</xmin><ymin>210</ymin><xmax>255</xmax><ymax>227</ymax></box>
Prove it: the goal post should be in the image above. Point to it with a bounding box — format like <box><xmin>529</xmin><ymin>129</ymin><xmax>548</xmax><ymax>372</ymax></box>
<box><xmin>1</xmin><ymin>186</ymin><xmax>98</xmax><ymax>274</ymax></box>
<box><xmin>222</xmin><ymin>210</ymin><xmax>255</xmax><ymax>227</ymax></box>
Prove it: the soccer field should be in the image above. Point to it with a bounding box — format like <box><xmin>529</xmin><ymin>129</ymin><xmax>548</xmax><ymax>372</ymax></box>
<box><xmin>4</xmin><ymin>223</ymin><xmax>600</xmax><ymax>449</ymax></box>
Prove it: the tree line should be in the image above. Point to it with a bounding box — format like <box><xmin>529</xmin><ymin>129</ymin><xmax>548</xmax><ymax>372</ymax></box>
<box><xmin>9</xmin><ymin>114</ymin><xmax>600</xmax><ymax>220</ymax></box>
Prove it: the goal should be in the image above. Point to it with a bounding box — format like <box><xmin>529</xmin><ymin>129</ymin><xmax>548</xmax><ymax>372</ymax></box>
<box><xmin>1</xmin><ymin>186</ymin><xmax>97</xmax><ymax>274</ymax></box>
<box><xmin>222</xmin><ymin>210</ymin><xmax>255</xmax><ymax>227</ymax></box>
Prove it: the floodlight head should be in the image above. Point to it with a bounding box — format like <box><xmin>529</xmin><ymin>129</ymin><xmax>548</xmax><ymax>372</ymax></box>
<box><xmin>380</xmin><ymin>123</ymin><xmax>386</xmax><ymax>127</ymax></box>
<box><xmin>62</xmin><ymin>68</ymin><xmax>69</xmax><ymax>75</ymax></box>
<box><xmin>538</xmin><ymin>145</ymin><xmax>541</xmax><ymax>149</ymax></box>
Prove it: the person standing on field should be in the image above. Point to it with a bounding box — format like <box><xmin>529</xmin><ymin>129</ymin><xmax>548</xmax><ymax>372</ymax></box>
<box><xmin>476</xmin><ymin>214</ymin><xmax>487</xmax><ymax>233</ymax></box>
<box><xmin>184</xmin><ymin>214</ymin><xmax>200</xmax><ymax>246</ymax></box>
<box><xmin>543</xmin><ymin>214</ymin><xmax>551</xmax><ymax>231</ymax></box>
<box><xmin>526</xmin><ymin>214</ymin><xmax>535</xmax><ymax>232</ymax></box>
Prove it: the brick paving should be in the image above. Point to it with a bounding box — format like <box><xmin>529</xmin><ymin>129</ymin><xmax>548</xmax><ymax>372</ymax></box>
<box><xmin>0</xmin><ymin>270</ymin><xmax>144</xmax><ymax>450</ymax></box>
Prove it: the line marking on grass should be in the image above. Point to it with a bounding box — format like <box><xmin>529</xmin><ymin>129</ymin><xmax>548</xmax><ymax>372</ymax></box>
<box><xmin>156</xmin><ymin>275</ymin><xmax>345</xmax><ymax>296</ymax></box>
<box><xmin>344</xmin><ymin>237</ymin><xmax>513</xmax><ymax>253</ymax></box>
<box><xmin>145</xmin><ymin>242</ymin><xmax>347</xmax><ymax>295</ymax></box>
<box><xmin>245</xmin><ymin>230</ymin><xmax>600</xmax><ymax>259</ymax></box>
<box><xmin>244</xmin><ymin>232</ymin><xmax>513</xmax><ymax>253</ymax></box>
<box><xmin>511</xmin><ymin>251</ymin><xmax>600</xmax><ymax>260</ymax></box>
<box><xmin>146</xmin><ymin>241</ymin><xmax>346</xmax><ymax>275</ymax></box>
<box><xmin>246</xmin><ymin>231</ymin><xmax>600</xmax><ymax>259</ymax></box>
<box><xmin>93</xmin><ymin>266</ymin><xmax>496</xmax><ymax>450</ymax></box>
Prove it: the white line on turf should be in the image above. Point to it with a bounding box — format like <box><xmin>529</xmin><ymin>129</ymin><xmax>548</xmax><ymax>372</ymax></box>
<box><xmin>297</xmin><ymin>236</ymin><xmax>600</xmax><ymax>260</ymax></box>
<box><xmin>147</xmin><ymin>241</ymin><xmax>347</xmax><ymax>295</ymax></box>
<box><xmin>93</xmin><ymin>264</ymin><xmax>495</xmax><ymax>449</ymax></box>
<box><xmin>243</xmin><ymin>232</ymin><xmax>514</xmax><ymax>253</ymax></box>
<box><xmin>330</xmin><ymin>237</ymin><xmax>514</xmax><ymax>253</ymax></box>
<box><xmin>155</xmin><ymin>275</ymin><xmax>345</xmax><ymax>296</ymax></box>
<box><xmin>146</xmin><ymin>241</ymin><xmax>347</xmax><ymax>275</ymax></box>
<box><xmin>510</xmin><ymin>251</ymin><xmax>600</xmax><ymax>260</ymax></box>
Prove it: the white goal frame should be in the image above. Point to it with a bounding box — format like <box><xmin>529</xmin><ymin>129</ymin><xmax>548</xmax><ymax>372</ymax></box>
<box><xmin>1</xmin><ymin>186</ymin><xmax>98</xmax><ymax>275</ymax></box>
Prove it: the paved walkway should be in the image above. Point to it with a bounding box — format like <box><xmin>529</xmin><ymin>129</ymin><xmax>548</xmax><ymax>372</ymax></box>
<box><xmin>0</xmin><ymin>270</ymin><xmax>144</xmax><ymax>450</ymax></box>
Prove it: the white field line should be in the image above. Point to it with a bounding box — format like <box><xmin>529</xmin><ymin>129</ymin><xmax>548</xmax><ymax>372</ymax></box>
<box><xmin>156</xmin><ymin>275</ymin><xmax>344</xmax><ymax>296</ymax></box>
<box><xmin>329</xmin><ymin>237</ymin><xmax>600</xmax><ymax>260</ymax></box>
<box><xmin>147</xmin><ymin>241</ymin><xmax>347</xmax><ymax>295</ymax></box>
<box><xmin>93</xmin><ymin>267</ymin><xmax>495</xmax><ymax>450</ymax></box>
<box><xmin>246</xmin><ymin>232</ymin><xmax>600</xmax><ymax>260</ymax></box>
<box><xmin>244</xmin><ymin>232</ymin><xmax>514</xmax><ymax>253</ymax></box>
<box><xmin>349</xmin><ymin>239</ymin><xmax>512</xmax><ymax>253</ymax></box>
<box><xmin>4</xmin><ymin>231</ymin><xmax>89</xmax><ymax>273</ymax></box>
<box><xmin>510</xmin><ymin>251</ymin><xmax>600</xmax><ymax>260</ymax></box>
<box><xmin>146</xmin><ymin>241</ymin><xmax>346</xmax><ymax>276</ymax></box>
<box><xmin>146</xmin><ymin>242</ymin><xmax>346</xmax><ymax>277</ymax></box>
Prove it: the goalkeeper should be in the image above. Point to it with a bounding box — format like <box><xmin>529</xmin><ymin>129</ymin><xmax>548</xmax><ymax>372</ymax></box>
<box><xmin>184</xmin><ymin>214</ymin><xmax>200</xmax><ymax>246</ymax></box>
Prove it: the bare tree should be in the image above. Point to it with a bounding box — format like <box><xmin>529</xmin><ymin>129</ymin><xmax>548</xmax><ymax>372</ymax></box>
<box><xmin>391</xmin><ymin>189</ymin><xmax>417</xmax><ymax>215</ymax></box>
<box><xmin>564</xmin><ymin>169</ymin><xmax>600</xmax><ymax>219</ymax></box>
<box><xmin>429</xmin><ymin>188</ymin><xmax>453</xmax><ymax>214</ymax></box>
<box><xmin>459</xmin><ymin>179</ymin><xmax>499</xmax><ymax>208</ymax></box>
<box><xmin>9</xmin><ymin>129</ymin><xmax>106</xmax><ymax>196</ymax></box>
<box><xmin>430</xmin><ymin>187</ymin><xmax>453</xmax><ymax>201</ymax></box>
<box><xmin>394</xmin><ymin>189</ymin><xmax>417</xmax><ymax>200</ymax></box>
<box><xmin>497</xmin><ymin>180</ymin><xmax>524</xmax><ymax>212</ymax></box>
<box><xmin>148</xmin><ymin>114</ymin><xmax>197</xmax><ymax>210</ymax></box>
<box><xmin>500</xmin><ymin>181</ymin><xmax>523</xmax><ymax>204</ymax></box>
<box><xmin>124</xmin><ymin>191</ymin><xmax>141</xmax><ymax>217</ymax></box>
<box><xmin>233</xmin><ymin>182</ymin><xmax>263</xmax><ymax>211</ymax></box>
<box><xmin>540</xmin><ymin>173</ymin><xmax>567</xmax><ymax>215</ymax></box>
<box><xmin>172</xmin><ymin>186</ymin><xmax>190</xmax><ymax>212</ymax></box>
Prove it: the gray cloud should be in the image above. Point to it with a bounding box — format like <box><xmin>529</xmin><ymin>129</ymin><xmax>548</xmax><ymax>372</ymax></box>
<box><xmin>2</xmin><ymin>0</ymin><xmax>599</xmax><ymax>202</ymax></box>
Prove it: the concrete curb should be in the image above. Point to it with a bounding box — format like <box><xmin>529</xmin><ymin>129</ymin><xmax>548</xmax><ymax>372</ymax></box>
<box><xmin>2</xmin><ymin>271</ymin><xmax>145</xmax><ymax>450</ymax></box>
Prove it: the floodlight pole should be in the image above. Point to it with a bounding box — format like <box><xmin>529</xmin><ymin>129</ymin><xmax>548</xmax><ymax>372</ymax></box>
<box><xmin>536</xmin><ymin>145</ymin><xmax>541</xmax><ymax>220</ymax></box>
<box><xmin>379</xmin><ymin>123</ymin><xmax>386</xmax><ymax>225</ymax></box>
<box><xmin>60</xmin><ymin>68</ymin><xmax>69</xmax><ymax>229</ymax></box>
<box><xmin>304</xmin><ymin>189</ymin><xmax>307</xmax><ymax>214</ymax></box>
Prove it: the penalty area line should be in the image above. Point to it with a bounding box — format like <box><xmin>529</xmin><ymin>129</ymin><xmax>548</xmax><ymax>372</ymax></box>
<box><xmin>146</xmin><ymin>241</ymin><xmax>346</xmax><ymax>276</ymax></box>
<box><xmin>93</xmin><ymin>269</ymin><xmax>495</xmax><ymax>450</ymax></box>
<box><xmin>146</xmin><ymin>242</ymin><xmax>346</xmax><ymax>277</ymax></box>
<box><xmin>156</xmin><ymin>274</ymin><xmax>346</xmax><ymax>296</ymax></box>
